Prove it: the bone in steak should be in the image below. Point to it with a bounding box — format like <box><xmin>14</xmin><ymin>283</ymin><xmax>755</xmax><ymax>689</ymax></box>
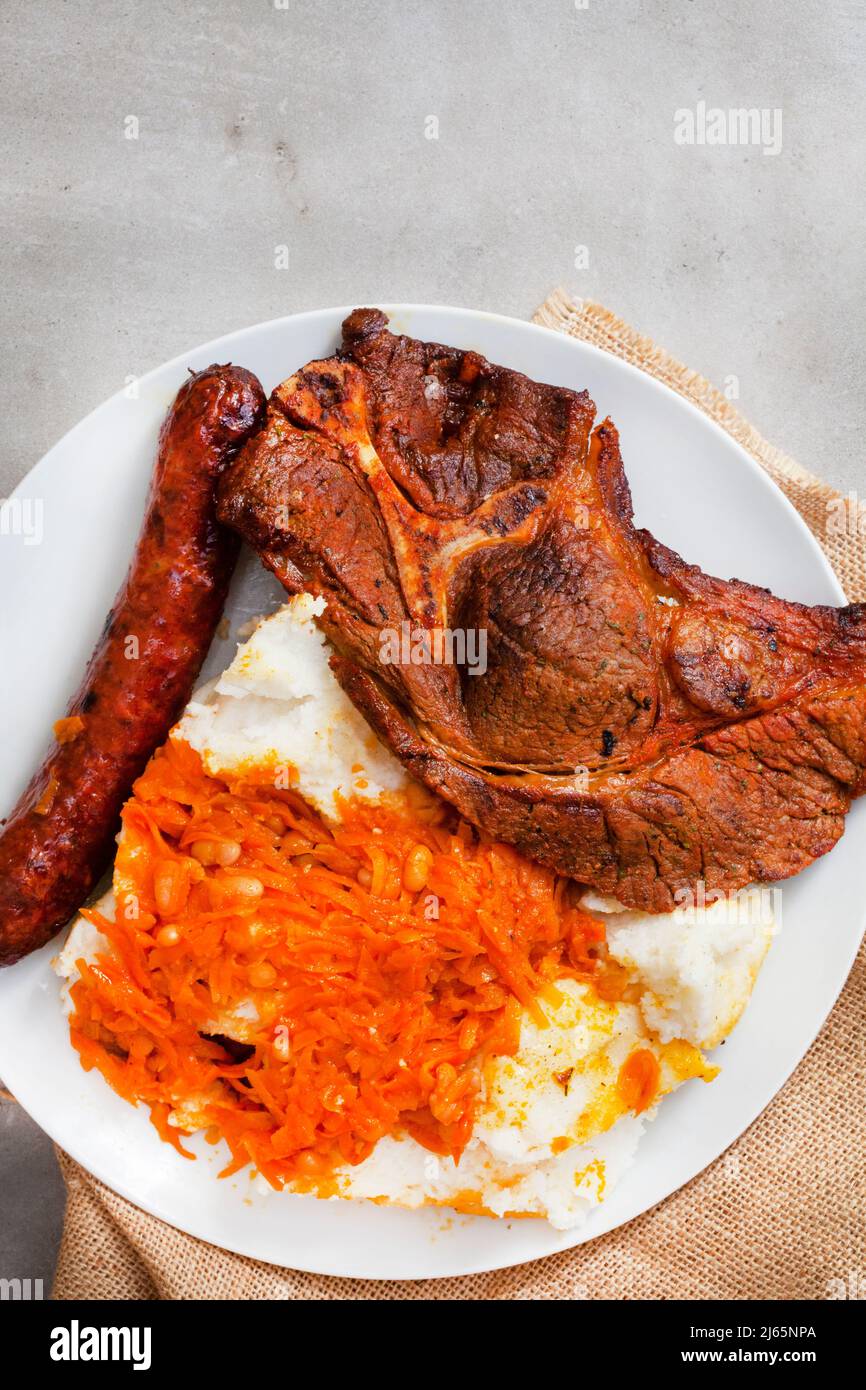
<box><xmin>217</xmin><ymin>309</ymin><xmax>866</xmax><ymax>912</ymax></box>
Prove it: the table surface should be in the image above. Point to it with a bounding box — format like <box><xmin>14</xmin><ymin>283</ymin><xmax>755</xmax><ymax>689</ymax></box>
<box><xmin>1</xmin><ymin>0</ymin><xmax>864</xmax><ymax>1296</ymax></box>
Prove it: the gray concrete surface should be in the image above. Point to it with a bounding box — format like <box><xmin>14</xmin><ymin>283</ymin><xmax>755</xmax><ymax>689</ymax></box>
<box><xmin>0</xmin><ymin>1097</ymin><xmax>65</xmax><ymax>1298</ymax></box>
<box><xmin>1</xmin><ymin>0</ymin><xmax>863</xmax><ymax>1295</ymax></box>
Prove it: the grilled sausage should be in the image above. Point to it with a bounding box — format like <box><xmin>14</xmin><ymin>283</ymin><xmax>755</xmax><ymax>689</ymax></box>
<box><xmin>0</xmin><ymin>363</ymin><xmax>266</xmax><ymax>965</ymax></box>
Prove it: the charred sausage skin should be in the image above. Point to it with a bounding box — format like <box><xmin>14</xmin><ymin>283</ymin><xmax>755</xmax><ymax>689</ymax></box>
<box><xmin>0</xmin><ymin>363</ymin><xmax>266</xmax><ymax>965</ymax></box>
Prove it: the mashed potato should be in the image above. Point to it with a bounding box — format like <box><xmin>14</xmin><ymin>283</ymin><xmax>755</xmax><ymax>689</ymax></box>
<box><xmin>600</xmin><ymin>896</ymin><xmax>775</xmax><ymax>1051</ymax></box>
<box><xmin>178</xmin><ymin>594</ymin><xmax>408</xmax><ymax>816</ymax></box>
<box><xmin>55</xmin><ymin>595</ymin><xmax>775</xmax><ymax>1230</ymax></box>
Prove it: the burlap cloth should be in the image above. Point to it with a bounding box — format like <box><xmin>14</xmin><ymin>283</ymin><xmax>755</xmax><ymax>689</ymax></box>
<box><xmin>51</xmin><ymin>293</ymin><xmax>866</xmax><ymax>1300</ymax></box>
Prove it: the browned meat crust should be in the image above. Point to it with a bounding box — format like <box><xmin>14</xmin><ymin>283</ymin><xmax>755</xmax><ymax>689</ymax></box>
<box><xmin>217</xmin><ymin>309</ymin><xmax>866</xmax><ymax>911</ymax></box>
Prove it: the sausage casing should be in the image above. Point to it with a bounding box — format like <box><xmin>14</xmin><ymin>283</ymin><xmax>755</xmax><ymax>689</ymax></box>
<box><xmin>0</xmin><ymin>363</ymin><xmax>266</xmax><ymax>965</ymax></box>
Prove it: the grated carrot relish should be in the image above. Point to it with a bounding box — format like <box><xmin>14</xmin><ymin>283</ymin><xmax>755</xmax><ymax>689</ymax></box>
<box><xmin>68</xmin><ymin>737</ymin><xmax>612</xmax><ymax>1188</ymax></box>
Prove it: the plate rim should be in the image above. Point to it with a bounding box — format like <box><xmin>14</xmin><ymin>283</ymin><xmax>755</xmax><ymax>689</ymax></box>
<box><xmin>8</xmin><ymin>300</ymin><xmax>846</xmax><ymax>608</ymax></box>
<box><xmin>0</xmin><ymin>301</ymin><xmax>860</xmax><ymax>1279</ymax></box>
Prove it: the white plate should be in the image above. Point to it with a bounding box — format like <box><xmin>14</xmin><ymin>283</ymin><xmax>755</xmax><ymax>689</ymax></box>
<box><xmin>1</xmin><ymin>305</ymin><xmax>863</xmax><ymax>1281</ymax></box>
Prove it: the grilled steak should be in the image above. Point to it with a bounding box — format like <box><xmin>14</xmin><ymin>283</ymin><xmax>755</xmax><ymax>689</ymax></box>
<box><xmin>218</xmin><ymin>309</ymin><xmax>866</xmax><ymax>911</ymax></box>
